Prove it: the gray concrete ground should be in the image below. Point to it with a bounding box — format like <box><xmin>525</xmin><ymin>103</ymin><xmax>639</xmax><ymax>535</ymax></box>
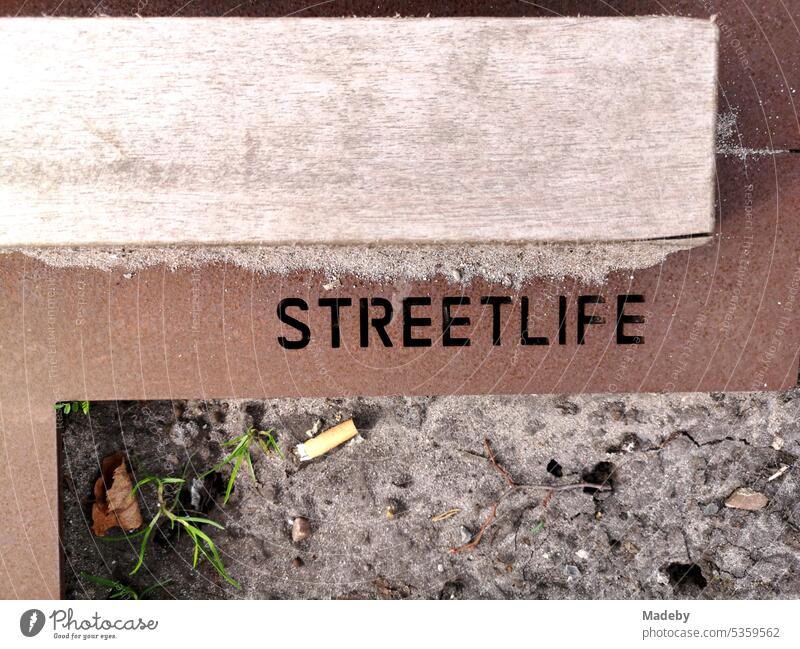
<box><xmin>61</xmin><ymin>390</ymin><xmax>800</xmax><ymax>599</ymax></box>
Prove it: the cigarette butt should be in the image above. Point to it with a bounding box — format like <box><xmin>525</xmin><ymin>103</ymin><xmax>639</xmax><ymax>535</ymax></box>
<box><xmin>295</xmin><ymin>419</ymin><xmax>358</xmax><ymax>461</ymax></box>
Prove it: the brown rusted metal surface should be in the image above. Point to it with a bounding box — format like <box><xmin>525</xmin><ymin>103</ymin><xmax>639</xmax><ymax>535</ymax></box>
<box><xmin>0</xmin><ymin>0</ymin><xmax>798</xmax><ymax>599</ymax></box>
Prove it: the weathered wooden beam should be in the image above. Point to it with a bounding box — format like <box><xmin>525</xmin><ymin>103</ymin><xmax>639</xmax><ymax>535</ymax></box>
<box><xmin>0</xmin><ymin>17</ymin><xmax>718</xmax><ymax>246</ymax></box>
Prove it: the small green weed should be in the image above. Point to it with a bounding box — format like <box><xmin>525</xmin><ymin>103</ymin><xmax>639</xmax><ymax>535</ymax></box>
<box><xmin>130</xmin><ymin>476</ymin><xmax>239</xmax><ymax>589</ymax></box>
<box><xmin>80</xmin><ymin>572</ymin><xmax>170</xmax><ymax>600</ymax></box>
<box><xmin>55</xmin><ymin>400</ymin><xmax>90</xmax><ymax>416</ymax></box>
<box><xmin>206</xmin><ymin>427</ymin><xmax>283</xmax><ymax>505</ymax></box>
<box><xmin>530</xmin><ymin>520</ymin><xmax>545</xmax><ymax>535</ymax></box>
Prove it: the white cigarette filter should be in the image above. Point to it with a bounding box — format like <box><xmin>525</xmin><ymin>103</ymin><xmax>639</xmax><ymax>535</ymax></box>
<box><xmin>295</xmin><ymin>419</ymin><xmax>359</xmax><ymax>461</ymax></box>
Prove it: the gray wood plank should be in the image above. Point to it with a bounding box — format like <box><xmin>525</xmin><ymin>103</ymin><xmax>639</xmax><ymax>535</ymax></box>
<box><xmin>0</xmin><ymin>17</ymin><xmax>718</xmax><ymax>246</ymax></box>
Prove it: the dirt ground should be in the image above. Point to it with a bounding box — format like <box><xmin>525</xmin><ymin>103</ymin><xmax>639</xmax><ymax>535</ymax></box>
<box><xmin>61</xmin><ymin>390</ymin><xmax>800</xmax><ymax>600</ymax></box>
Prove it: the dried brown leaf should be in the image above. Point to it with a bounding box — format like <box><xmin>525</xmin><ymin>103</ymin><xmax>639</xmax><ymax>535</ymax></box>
<box><xmin>91</xmin><ymin>453</ymin><xmax>143</xmax><ymax>536</ymax></box>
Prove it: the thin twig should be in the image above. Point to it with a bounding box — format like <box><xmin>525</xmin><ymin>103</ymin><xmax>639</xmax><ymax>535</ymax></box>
<box><xmin>516</xmin><ymin>482</ymin><xmax>612</xmax><ymax>493</ymax></box>
<box><xmin>450</xmin><ymin>502</ymin><xmax>498</xmax><ymax>554</ymax></box>
<box><xmin>485</xmin><ymin>438</ymin><xmax>516</xmax><ymax>487</ymax></box>
<box><xmin>450</xmin><ymin>439</ymin><xmax>612</xmax><ymax>554</ymax></box>
<box><xmin>431</xmin><ymin>508</ymin><xmax>461</xmax><ymax>522</ymax></box>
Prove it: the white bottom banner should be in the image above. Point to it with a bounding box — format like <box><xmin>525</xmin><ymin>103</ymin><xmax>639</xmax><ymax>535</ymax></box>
<box><xmin>0</xmin><ymin>600</ymin><xmax>796</xmax><ymax>648</ymax></box>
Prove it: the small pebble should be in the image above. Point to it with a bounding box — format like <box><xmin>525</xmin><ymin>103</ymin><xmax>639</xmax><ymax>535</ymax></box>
<box><xmin>564</xmin><ymin>565</ymin><xmax>581</xmax><ymax>580</ymax></box>
<box><xmin>460</xmin><ymin>526</ymin><xmax>473</xmax><ymax>544</ymax></box>
<box><xmin>725</xmin><ymin>487</ymin><xmax>768</xmax><ymax>511</ymax></box>
<box><xmin>575</xmin><ymin>549</ymin><xmax>589</xmax><ymax>560</ymax></box>
<box><xmin>437</xmin><ymin>564</ymin><xmax>444</xmax><ymax>573</ymax></box>
<box><xmin>305</xmin><ymin>419</ymin><xmax>324</xmax><ymax>439</ymax></box>
<box><xmin>702</xmin><ymin>502</ymin><xmax>719</xmax><ymax>516</ymax></box>
<box><xmin>622</xmin><ymin>541</ymin><xmax>639</xmax><ymax>555</ymax></box>
<box><xmin>292</xmin><ymin>517</ymin><xmax>312</xmax><ymax>543</ymax></box>
<box><xmin>292</xmin><ymin>557</ymin><xmax>304</xmax><ymax>568</ymax></box>
<box><xmin>385</xmin><ymin>498</ymin><xmax>401</xmax><ymax>519</ymax></box>
<box><xmin>771</xmin><ymin>436</ymin><xmax>784</xmax><ymax>451</ymax></box>
<box><xmin>190</xmin><ymin>478</ymin><xmax>204</xmax><ymax>510</ymax></box>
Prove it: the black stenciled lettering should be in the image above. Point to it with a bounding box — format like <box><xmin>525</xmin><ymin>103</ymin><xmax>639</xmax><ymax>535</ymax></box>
<box><xmin>277</xmin><ymin>298</ymin><xmax>310</xmax><ymax>349</ymax></box>
<box><xmin>577</xmin><ymin>295</ymin><xmax>605</xmax><ymax>345</ymax></box>
<box><xmin>442</xmin><ymin>296</ymin><xmax>471</xmax><ymax>347</ymax></box>
<box><xmin>520</xmin><ymin>296</ymin><xmax>549</xmax><ymax>345</ymax></box>
<box><xmin>616</xmin><ymin>294</ymin><xmax>645</xmax><ymax>344</ymax></box>
<box><xmin>360</xmin><ymin>297</ymin><xmax>394</xmax><ymax>347</ymax></box>
<box><xmin>480</xmin><ymin>296</ymin><xmax>512</xmax><ymax>346</ymax></box>
<box><xmin>318</xmin><ymin>298</ymin><xmax>353</xmax><ymax>348</ymax></box>
<box><xmin>403</xmin><ymin>297</ymin><xmax>432</xmax><ymax>347</ymax></box>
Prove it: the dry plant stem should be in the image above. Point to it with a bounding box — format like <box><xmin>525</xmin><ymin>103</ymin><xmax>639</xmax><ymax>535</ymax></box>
<box><xmin>485</xmin><ymin>438</ymin><xmax>516</xmax><ymax>487</ymax></box>
<box><xmin>452</xmin><ymin>503</ymin><xmax>499</xmax><ymax>554</ymax></box>
<box><xmin>450</xmin><ymin>438</ymin><xmax>611</xmax><ymax>554</ymax></box>
<box><xmin>431</xmin><ymin>508</ymin><xmax>461</xmax><ymax>522</ymax></box>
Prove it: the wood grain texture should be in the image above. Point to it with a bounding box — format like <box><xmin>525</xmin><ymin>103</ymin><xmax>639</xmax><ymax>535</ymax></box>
<box><xmin>0</xmin><ymin>17</ymin><xmax>718</xmax><ymax>246</ymax></box>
